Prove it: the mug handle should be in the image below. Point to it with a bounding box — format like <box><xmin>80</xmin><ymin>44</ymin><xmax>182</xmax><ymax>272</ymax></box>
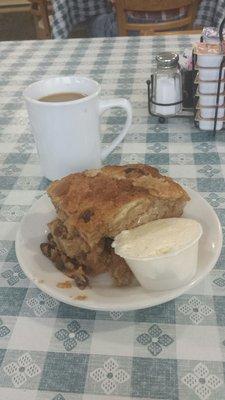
<box><xmin>99</xmin><ymin>98</ymin><xmax>132</xmax><ymax>160</ymax></box>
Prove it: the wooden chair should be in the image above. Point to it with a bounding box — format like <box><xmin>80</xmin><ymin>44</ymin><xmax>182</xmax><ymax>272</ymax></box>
<box><xmin>29</xmin><ymin>0</ymin><xmax>52</xmax><ymax>39</ymax></box>
<box><xmin>0</xmin><ymin>0</ymin><xmax>52</xmax><ymax>39</ymax></box>
<box><xmin>115</xmin><ymin>0</ymin><xmax>200</xmax><ymax>36</ymax></box>
<box><xmin>140</xmin><ymin>29</ymin><xmax>202</xmax><ymax>36</ymax></box>
<box><xmin>0</xmin><ymin>0</ymin><xmax>30</xmax><ymax>13</ymax></box>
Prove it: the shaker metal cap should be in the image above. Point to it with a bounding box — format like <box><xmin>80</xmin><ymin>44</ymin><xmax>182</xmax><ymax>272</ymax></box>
<box><xmin>156</xmin><ymin>52</ymin><xmax>179</xmax><ymax>68</ymax></box>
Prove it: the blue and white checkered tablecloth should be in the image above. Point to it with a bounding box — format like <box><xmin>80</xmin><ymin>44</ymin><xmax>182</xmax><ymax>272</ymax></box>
<box><xmin>0</xmin><ymin>35</ymin><xmax>225</xmax><ymax>400</ymax></box>
<box><xmin>195</xmin><ymin>0</ymin><xmax>225</xmax><ymax>29</ymax></box>
<box><xmin>52</xmin><ymin>0</ymin><xmax>111</xmax><ymax>38</ymax></box>
<box><xmin>52</xmin><ymin>0</ymin><xmax>225</xmax><ymax>39</ymax></box>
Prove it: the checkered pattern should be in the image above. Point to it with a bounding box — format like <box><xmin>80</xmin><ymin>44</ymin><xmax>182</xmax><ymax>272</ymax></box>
<box><xmin>0</xmin><ymin>35</ymin><xmax>225</xmax><ymax>399</ymax></box>
<box><xmin>194</xmin><ymin>0</ymin><xmax>225</xmax><ymax>29</ymax></box>
<box><xmin>52</xmin><ymin>0</ymin><xmax>225</xmax><ymax>39</ymax></box>
<box><xmin>52</xmin><ymin>0</ymin><xmax>111</xmax><ymax>38</ymax></box>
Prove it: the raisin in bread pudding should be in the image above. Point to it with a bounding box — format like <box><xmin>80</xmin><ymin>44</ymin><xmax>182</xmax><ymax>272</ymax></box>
<box><xmin>41</xmin><ymin>164</ymin><xmax>189</xmax><ymax>289</ymax></box>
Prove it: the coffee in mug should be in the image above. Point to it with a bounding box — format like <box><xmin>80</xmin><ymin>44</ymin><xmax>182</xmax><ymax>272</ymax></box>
<box><xmin>39</xmin><ymin>92</ymin><xmax>87</xmax><ymax>102</ymax></box>
<box><xmin>24</xmin><ymin>75</ymin><xmax>132</xmax><ymax>180</ymax></box>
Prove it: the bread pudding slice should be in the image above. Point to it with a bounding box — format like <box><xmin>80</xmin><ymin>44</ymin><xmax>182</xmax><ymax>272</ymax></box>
<box><xmin>47</xmin><ymin>164</ymin><xmax>189</xmax><ymax>248</ymax></box>
<box><xmin>42</xmin><ymin>219</ymin><xmax>133</xmax><ymax>287</ymax></box>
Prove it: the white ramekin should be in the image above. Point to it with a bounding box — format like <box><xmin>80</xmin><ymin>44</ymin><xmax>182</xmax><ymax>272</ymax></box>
<box><xmin>113</xmin><ymin>224</ymin><xmax>203</xmax><ymax>291</ymax></box>
<box><xmin>199</xmin><ymin>93</ymin><xmax>224</xmax><ymax>107</ymax></box>
<box><xmin>200</xmin><ymin>107</ymin><xmax>225</xmax><ymax>119</ymax></box>
<box><xmin>198</xmin><ymin>67</ymin><xmax>225</xmax><ymax>81</ymax></box>
<box><xmin>197</xmin><ymin>54</ymin><xmax>224</xmax><ymax>68</ymax></box>
<box><xmin>198</xmin><ymin>80</ymin><xmax>225</xmax><ymax>94</ymax></box>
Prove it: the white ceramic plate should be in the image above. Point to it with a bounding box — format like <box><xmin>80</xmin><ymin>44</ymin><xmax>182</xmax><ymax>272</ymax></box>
<box><xmin>16</xmin><ymin>188</ymin><xmax>222</xmax><ymax>311</ymax></box>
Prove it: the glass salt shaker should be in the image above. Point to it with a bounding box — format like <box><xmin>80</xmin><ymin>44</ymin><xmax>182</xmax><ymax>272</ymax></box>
<box><xmin>151</xmin><ymin>52</ymin><xmax>183</xmax><ymax>116</ymax></box>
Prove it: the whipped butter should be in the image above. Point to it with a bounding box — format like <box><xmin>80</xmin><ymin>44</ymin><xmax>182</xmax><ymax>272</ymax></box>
<box><xmin>113</xmin><ymin>218</ymin><xmax>202</xmax><ymax>259</ymax></box>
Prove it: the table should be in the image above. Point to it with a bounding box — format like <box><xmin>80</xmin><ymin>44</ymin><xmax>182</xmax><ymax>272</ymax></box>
<box><xmin>195</xmin><ymin>0</ymin><xmax>225</xmax><ymax>29</ymax></box>
<box><xmin>52</xmin><ymin>0</ymin><xmax>110</xmax><ymax>38</ymax></box>
<box><xmin>0</xmin><ymin>34</ymin><xmax>225</xmax><ymax>399</ymax></box>
<box><xmin>52</xmin><ymin>0</ymin><xmax>225</xmax><ymax>39</ymax></box>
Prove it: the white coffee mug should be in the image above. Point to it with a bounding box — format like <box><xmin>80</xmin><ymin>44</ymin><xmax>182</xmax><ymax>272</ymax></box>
<box><xmin>23</xmin><ymin>75</ymin><xmax>132</xmax><ymax>180</ymax></box>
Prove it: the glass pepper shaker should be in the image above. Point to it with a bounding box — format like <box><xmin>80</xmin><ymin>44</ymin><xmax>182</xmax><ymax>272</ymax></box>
<box><xmin>151</xmin><ymin>52</ymin><xmax>183</xmax><ymax>116</ymax></box>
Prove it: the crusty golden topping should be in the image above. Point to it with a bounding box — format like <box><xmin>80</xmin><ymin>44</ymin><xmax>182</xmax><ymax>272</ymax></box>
<box><xmin>47</xmin><ymin>164</ymin><xmax>189</xmax><ymax>247</ymax></box>
<box><xmin>56</xmin><ymin>281</ymin><xmax>72</xmax><ymax>288</ymax></box>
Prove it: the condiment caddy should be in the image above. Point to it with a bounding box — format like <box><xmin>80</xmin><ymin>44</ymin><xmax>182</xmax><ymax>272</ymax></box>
<box><xmin>147</xmin><ymin>19</ymin><xmax>225</xmax><ymax>133</ymax></box>
<box><xmin>193</xmin><ymin>31</ymin><xmax>225</xmax><ymax>132</ymax></box>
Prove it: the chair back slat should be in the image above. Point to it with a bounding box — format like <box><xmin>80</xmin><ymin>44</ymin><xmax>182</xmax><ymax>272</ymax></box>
<box><xmin>115</xmin><ymin>0</ymin><xmax>200</xmax><ymax>36</ymax></box>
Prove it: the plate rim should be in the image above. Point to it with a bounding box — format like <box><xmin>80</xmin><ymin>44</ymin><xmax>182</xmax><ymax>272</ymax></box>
<box><xmin>15</xmin><ymin>187</ymin><xmax>223</xmax><ymax>311</ymax></box>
